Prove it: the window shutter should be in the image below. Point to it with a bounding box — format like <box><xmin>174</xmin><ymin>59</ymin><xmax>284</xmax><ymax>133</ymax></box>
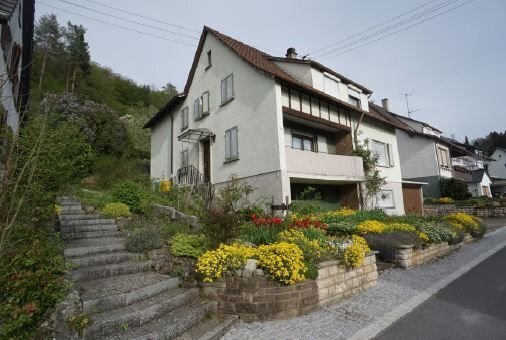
<box><xmin>231</xmin><ymin>127</ymin><xmax>238</xmax><ymax>157</ymax></box>
<box><xmin>227</xmin><ymin>75</ymin><xmax>234</xmax><ymax>99</ymax></box>
<box><xmin>225</xmin><ymin>130</ymin><xmax>231</xmax><ymax>159</ymax></box>
<box><xmin>388</xmin><ymin>144</ymin><xmax>395</xmax><ymax>167</ymax></box>
<box><xmin>221</xmin><ymin>79</ymin><xmax>226</xmax><ymax>103</ymax></box>
<box><xmin>202</xmin><ymin>92</ymin><xmax>209</xmax><ymax>115</ymax></box>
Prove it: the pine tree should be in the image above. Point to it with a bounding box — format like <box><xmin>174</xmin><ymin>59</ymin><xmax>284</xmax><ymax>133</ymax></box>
<box><xmin>64</xmin><ymin>22</ymin><xmax>91</xmax><ymax>93</ymax></box>
<box><xmin>34</xmin><ymin>14</ymin><xmax>64</xmax><ymax>91</ymax></box>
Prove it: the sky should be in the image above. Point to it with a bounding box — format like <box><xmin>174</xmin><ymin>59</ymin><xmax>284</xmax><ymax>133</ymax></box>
<box><xmin>35</xmin><ymin>0</ymin><xmax>506</xmax><ymax>141</ymax></box>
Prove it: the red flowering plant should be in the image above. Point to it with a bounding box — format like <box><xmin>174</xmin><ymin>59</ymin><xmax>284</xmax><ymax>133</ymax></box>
<box><xmin>251</xmin><ymin>213</ymin><xmax>284</xmax><ymax>226</ymax></box>
<box><xmin>288</xmin><ymin>213</ymin><xmax>328</xmax><ymax>230</ymax></box>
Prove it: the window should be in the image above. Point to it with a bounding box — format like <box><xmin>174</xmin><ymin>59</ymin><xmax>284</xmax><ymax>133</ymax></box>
<box><xmin>377</xmin><ymin>190</ymin><xmax>395</xmax><ymax>209</ymax></box>
<box><xmin>225</xmin><ymin>127</ymin><xmax>239</xmax><ymax>161</ymax></box>
<box><xmin>181</xmin><ymin>106</ymin><xmax>189</xmax><ymax>130</ymax></box>
<box><xmin>181</xmin><ymin>150</ymin><xmax>189</xmax><ymax>167</ymax></box>
<box><xmin>292</xmin><ymin>134</ymin><xmax>314</xmax><ymax>151</ymax></box>
<box><xmin>437</xmin><ymin>147</ymin><xmax>450</xmax><ymax>168</ymax></box>
<box><xmin>370</xmin><ymin>140</ymin><xmax>394</xmax><ymax>167</ymax></box>
<box><xmin>206</xmin><ymin>50</ymin><xmax>212</xmax><ymax>69</ymax></box>
<box><xmin>202</xmin><ymin>91</ymin><xmax>210</xmax><ymax>115</ymax></box>
<box><xmin>348</xmin><ymin>95</ymin><xmax>360</xmax><ymax>108</ymax></box>
<box><xmin>221</xmin><ymin>74</ymin><xmax>234</xmax><ymax>104</ymax></box>
<box><xmin>1</xmin><ymin>24</ymin><xmax>13</xmax><ymax>61</ymax></box>
<box><xmin>194</xmin><ymin>97</ymin><xmax>202</xmax><ymax>121</ymax></box>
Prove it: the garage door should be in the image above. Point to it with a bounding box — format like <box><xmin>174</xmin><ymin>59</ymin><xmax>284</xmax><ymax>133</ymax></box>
<box><xmin>402</xmin><ymin>185</ymin><xmax>423</xmax><ymax>215</ymax></box>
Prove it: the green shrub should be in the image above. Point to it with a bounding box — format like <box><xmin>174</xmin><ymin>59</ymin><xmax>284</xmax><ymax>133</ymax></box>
<box><xmin>364</xmin><ymin>231</ymin><xmax>422</xmax><ymax>262</ymax></box>
<box><xmin>414</xmin><ymin>222</ymin><xmax>455</xmax><ymax>244</ymax></box>
<box><xmin>470</xmin><ymin>216</ymin><xmax>487</xmax><ymax>238</ymax></box>
<box><xmin>238</xmin><ymin>222</ymin><xmax>284</xmax><ymax>245</ymax></box>
<box><xmin>101</xmin><ymin>202</ymin><xmax>131</xmax><ymax>218</ymax></box>
<box><xmin>301</xmin><ymin>227</ymin><xmax>328</xmax><ymax>241</ymax></box>
<box><xmin>93</xmin><ymin>156</ymin><xmax>149</xmax><ymax>189</ymax></box>
<box><xmin>439</xmin><ymin>178</ymin><xmax>472</xmax><ymax>200</ymax></box>
<box><xmin>170</xmin><ymin>233</ymin><xmax>208</xmax><ymax>258</ymax></box>
<box><xmin>0</xmin><ymin>226</ymin><xmax>67</xmax><ymax>338</ymax></box>
<box><xmin>160</xmin><ymin>222</ymin><xmax>191</xmax><ymax>239</ymax></box>
<box><xmin>126</xmin><ymin>227</ymin><xmax>162</xmax><ymax>253</ymax></box>
<box><xmin>200</xmin><ymin>210</ymin><xmax>241</xmax><ymax>247</ymax></box>
<box><xmin>112</xmin><ymin>180</ymin><xmax>144</xmax><ymax>213</ymax></box>
<box><xmin>327</xmin><ymin>221</ymin><xmax>358</xmax><ymax>236</ymax></box>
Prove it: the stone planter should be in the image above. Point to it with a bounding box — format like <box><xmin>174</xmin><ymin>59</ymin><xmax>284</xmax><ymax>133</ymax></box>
<box><xmin>424</xmin><ymin>204</ymin><xmax>506</xmax><ymax>217</ymax></box>
<box><xmin>201</xmin><ymin>253</ymin><xmax>378</xmax><ymax>321</ymax></box>
<box><xmin>393</xmin><ymin>234</ymin><xmax>473</xmax><ymax>269</ymax></box>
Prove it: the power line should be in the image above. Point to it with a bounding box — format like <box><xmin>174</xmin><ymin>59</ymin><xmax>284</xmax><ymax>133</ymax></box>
<box><xmin>81</xmin><ymin>0</ymin><xmax>200</xmax><ymax>34</ymax></box>
<box><xmin>319</xmin><ymin>0</ymin><xmax>474</xmax><ymax>61</ymax></box>
<box><xmin>49</xmin><ymin>0</ymin><xmax>199</xmax><ymax>40</ymax></box>
<box><xmin>314</xmin><ymin>0</ymin><xmax>462</xmax><ymax>59</ymax></box>
<box><xmin>38</xmin><ymin>2</ymin><xmax>197</xmax><ymax>48</ymax></box>
<box><xmin>306</xmin><ymin>0</ymin><xmax>441</xmax><ymax>58</ymax></box>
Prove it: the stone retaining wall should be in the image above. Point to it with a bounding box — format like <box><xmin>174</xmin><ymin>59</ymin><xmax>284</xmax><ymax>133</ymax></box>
<box><xmin>201</xmin><ymin>253</ymin><xmax>378</xmax><ymax>321</ymax></box>
<box><xmin>424</xmin><ymin>204</ymin><xmax>506</xmax><ymax>217</ymax></box>
<box><xmin>394</xmin><ymin>234</ymin><xmax>473</xmax><ymax>269</ymax></box>
<box><xmin>152</xmin><ymin>203</ymin><xmax>200</xmax><ymax>229</ymax></box>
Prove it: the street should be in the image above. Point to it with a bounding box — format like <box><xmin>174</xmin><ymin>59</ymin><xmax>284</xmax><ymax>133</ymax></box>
<box><xmin>376</xmin><ymin>246</ymin><xmax>506</xmax><ymax>340</ymax></box>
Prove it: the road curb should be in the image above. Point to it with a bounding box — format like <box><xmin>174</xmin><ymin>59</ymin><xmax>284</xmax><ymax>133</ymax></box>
<box><xmin>350</xmin><ymin>226</ymin><xmax>506</xmax><ymax>340</ymax></box>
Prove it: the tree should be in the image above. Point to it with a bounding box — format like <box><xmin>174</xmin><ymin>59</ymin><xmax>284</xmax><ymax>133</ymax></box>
<box><xmin>464</xmin><ymin>136</ymin><xmax>470</xmax><ymax>145</ymax></box>
<box><xmin>34</xmin><ymin>14</ymin><xmax>64</xmax><ymax>91</ymax></box>
<box><xmin>473</xmin><ymin>130</ymin><xmax>506</xmax><ymax>155</ymax></box>
<box><xmin>64</xmin><ymin>22</ymin><xmax>91</xmax><ymax>93</ymax></box>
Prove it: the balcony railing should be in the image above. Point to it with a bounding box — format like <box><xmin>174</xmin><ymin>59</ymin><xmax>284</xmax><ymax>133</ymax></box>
<box><xmin>285</xmin><ymin>147</ymin><xmax>364</xmax><ymax>181</ymax></box>
<box><xmin>452</xmin><ymin>168</ymin><xmax>472</xmax><ymax>182</ymax></box>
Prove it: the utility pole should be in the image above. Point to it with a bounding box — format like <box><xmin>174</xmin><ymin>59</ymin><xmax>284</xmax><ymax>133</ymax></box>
<box><xmin>401</xmin><ymin>92</ymin><xmax>420</xmax><ymax>118</ymax></box>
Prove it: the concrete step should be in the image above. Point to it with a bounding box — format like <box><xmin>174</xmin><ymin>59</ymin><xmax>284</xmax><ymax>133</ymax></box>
<box><xmin>60</xmin><ymin>214</ymin><xmax>101</xmax><ymax>221</ymax></box>
<box><xmin>64</xmin><ymin>237</ymin><xmax>126</xmax><ymax>257</ymax></box>
<box><xmin>68</xmin><ymin>252</ymin><xmax>141</xmax><ymax>269</ymax></box>
<box><xmin>61</xmin><ymin>229</ymin><xmax>120</xmax><ymax>240</ymax></box>
<box><xmin>60</xmin><ymin>218</ymin><xmax>116</xmax><ymax>227</ymax></box>
<box><xmin>83</xmin><ymin>288</ymin><xmax>200</xmax><ymax>339</ymax></box>
<box><xmin>77</xmin><ymin>272</ymin><xmax>180</xmax><ymax>314</ymax></box>
<box><xmin>61</xmin><ymin>224</ymin><xmax>117</xmax><ymax>234</ymax></box>
<box><xmin>71</xmin><ymin>260</ymin><xmax>152</xmax><ymax>281</ymax></box>
<box><xmin>176</xmin><ymin>315</ymin><xmax>238</xmax><ymax>340</ymax></box>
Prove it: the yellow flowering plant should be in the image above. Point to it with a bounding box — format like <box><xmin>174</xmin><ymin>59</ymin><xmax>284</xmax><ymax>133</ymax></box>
<box><xmin>384</xmin><ymin>223</ymin><xmax>430</xmax><ymax>243</ymax></box>
<box><xmin>277</xmin><ymin>229</ymin><xmax>323</xmax><ymax>259</ymax></box>
<box><xmin>342</xmin><ymin>235</ymin><xmax>370</xmax><ymax>268</ymax></box>
<box><xmin>357</xmin><ymin>220</ymin><xmax>385</xmax><ymax>234</ymax></box>
<box><xmin>444</xmin><ymin>213</ymin><xmax>479</xmax><ymax>234</ymax></box>
<box><xmin>321</xmin><ymin>208</ymin><xmax>357</xmax><ymax>223</ymax></box>
<box><xmin>257</xmin><ymin>242</ymin><xmax>306</xmax><ymax>285</ymax></box>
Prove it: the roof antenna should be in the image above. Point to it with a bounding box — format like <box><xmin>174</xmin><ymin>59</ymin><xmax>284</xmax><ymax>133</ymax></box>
<box><xmin>401</xmin><ymin>92</ymin><xmax>420</xmax><ymax>118</ymax></box>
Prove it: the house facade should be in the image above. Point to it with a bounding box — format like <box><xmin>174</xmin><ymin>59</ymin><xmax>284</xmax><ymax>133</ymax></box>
<box><xmin>487</xmin><ymin>148</ymin><xmax>506</xmax><ymax>180</ymax></box>
<box><xmin>146</xmin><ymin>27</ymin><xmax>405</xmax><ymax>214</ymax></box>
<box><xmin>371</xmin><ymin>100</ymin><xmax>484</xmax><ymax>199</ymax></box>
<box><xmin>0</xmin><ymin>0</ymin><xmax>35</xmax><ymax>132</ymax></box>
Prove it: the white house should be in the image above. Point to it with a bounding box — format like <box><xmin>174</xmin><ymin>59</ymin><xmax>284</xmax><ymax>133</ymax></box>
<box><xmin>466</xmin><ymin>169</ymin><xmax>492</xmax><ymax>198</ymax></box>
<box><xmin>487</xmin><ymin>148</ymin><xmax>506</xmax><ymax>180</ymax></box>
<box><xmin>145</xmin><ymin>27</ymin><xmax>405</xmax><ymax>214</ymax></box>
<box><xmin>0</xmin><ymin>0</ymin><xmax>35</xmax><ymax>132</ymax></box>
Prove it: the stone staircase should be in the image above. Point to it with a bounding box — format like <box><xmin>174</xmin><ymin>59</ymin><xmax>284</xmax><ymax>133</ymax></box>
<box><xmin>58</xmin><ymin>197</ymin><xmax>237</xmax><ymax>339</ymax></box>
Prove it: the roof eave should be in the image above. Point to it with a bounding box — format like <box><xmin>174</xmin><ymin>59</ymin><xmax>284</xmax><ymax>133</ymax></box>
<box><xmin>143</xmin><ymin>94</ymin><xmax>186</xmax><ymax>129</ymax></box>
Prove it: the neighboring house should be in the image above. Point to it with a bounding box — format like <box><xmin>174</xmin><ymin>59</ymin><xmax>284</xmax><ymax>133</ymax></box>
<box><xmin>370</xmin><ymin>99</ymin><xmax>476</xmax><ymax>198</ymax></box>
<box><xmin>0</xmin><ymin>0</ymin><xmax>35</xmax><ymax>132</ymax></box>
<box><xmin>466</xmin><ymin>169</ymin><xmax>492</xmax><ymax>198</ymax></box>
<box><xmin>145</xmin><ymin>27</ymin><xmax>406</xmax><ymax>214</ymax></box>
<box><xmin>487</xmin><ymin>148</ymin><xmax>506</xmax><ymax>179</ymax></box>
<box><xmin>487</xmin><ymin>148</ymin><xmax>506</xmax><ymax>197</ymax></box>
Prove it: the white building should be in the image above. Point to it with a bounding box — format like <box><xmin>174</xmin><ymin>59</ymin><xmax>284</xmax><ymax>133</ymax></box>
<box><xmin>0</xmin><ymin>0</ymin><xmax>35</xmax><ymax>132</ymax></box>
<box><xmin>487</xmin><ymin>148</ymin><xmax>506</xmax><ymax>180</ymax></box>
<box><xmin>145</xmin><ymin>27</ymin><xmax>406</xmax><ymax>214</ymax></box>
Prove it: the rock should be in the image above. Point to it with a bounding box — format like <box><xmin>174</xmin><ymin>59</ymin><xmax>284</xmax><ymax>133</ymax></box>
<box><xmin>53</xmin><ymin>288</ymin><xmax>81</xmax><ymax>339</ymax></box>
<box><xmin>254</xmin><ymin>269</ymin><xmax>264</xmax><ymax>277</ymax></box>
<box><xmin>235</xmin><ymin>269</ymin><xmax>243</xmax><ymax>277</ymax></box>
<box><xmin>244</xmin><ymin>259</ymin><xmax>258</xmax><ymax>272</ymax></box>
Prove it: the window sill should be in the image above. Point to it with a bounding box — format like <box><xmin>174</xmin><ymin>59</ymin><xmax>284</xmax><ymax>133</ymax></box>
<box><xmin>220</xmin><ymin>97</ymin><xmax>235</xmax><ymax>107</ymax></box>
<box><xmin>205</xmin><ymin>65</ymin><xmax>212</xmax><ymax>71</ymax></box>
<box><xmin>224</xmin><ymin>157</ymin><xmax>239</xmax><ymax>164</ymax></box>
<box><xmin>181</xmin><ymin>127</ymin><xmax>189</xmax><ymax>132</ymax></box>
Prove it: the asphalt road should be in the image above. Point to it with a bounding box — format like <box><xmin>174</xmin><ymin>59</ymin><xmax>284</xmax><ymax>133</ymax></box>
<box><xmin>376</xmin><ymin>246</ymin><xmax>506</xmax><ymax>340</ymax></box>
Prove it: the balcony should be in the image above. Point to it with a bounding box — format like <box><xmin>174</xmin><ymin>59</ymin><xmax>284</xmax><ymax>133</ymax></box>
<box><xmin>285</xmin><ymin>147</ymin><xmax>364</xmax><ymax>182</ymax></box>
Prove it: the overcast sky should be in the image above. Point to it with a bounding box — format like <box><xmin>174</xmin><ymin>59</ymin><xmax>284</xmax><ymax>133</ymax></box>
<box><xmin>36</xmin><ymin>0</ymin><xmax>506</xmax><ymax>141</ymax></box>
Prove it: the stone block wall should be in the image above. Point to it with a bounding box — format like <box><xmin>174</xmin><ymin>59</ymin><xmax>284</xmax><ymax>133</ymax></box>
<box><xmin>424</xmin><ymin>204</ymin><xmax>506</xmax><ymax>217</ymax></box>
<box><xmin>152</xmin><ymin>203</ymin><xmax>200</xmax><ymax>229</ymax></box>
<box><xmin>201</xmin><ymin>253</ymin><xmax>378</xmax><ymax>321</ymax></box>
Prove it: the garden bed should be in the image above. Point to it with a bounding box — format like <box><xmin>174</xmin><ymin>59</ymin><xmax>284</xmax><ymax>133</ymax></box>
<box><xmin>201</xmin><ymin>252</ymin><xmax>378</xmax><ymax>321</ymax></box>
<box><xmin>393</xmin><ymin>233</ymin><xmax>474</xmax><ymax>269</ymax></box>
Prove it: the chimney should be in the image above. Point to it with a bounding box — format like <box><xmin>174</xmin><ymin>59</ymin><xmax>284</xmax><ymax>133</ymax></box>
<box><xmin>286</xmin><ymin>47</ymin><xmax>298</xmax><ymax>59</ymax></box>
<box><xmin>381</xmin><ymin>98</ymin><xmax>390</xmax><ymax>111</ymax></box>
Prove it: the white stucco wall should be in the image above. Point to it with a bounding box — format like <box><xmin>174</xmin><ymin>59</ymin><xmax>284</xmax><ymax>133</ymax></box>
<box><xmin>152</xmin><ymin>33</ymin><xmax>285</xmax><ymax>203</ymax></box>
<box><xmin>396</xmin><ymin>129</ymin><xmax>439</xmax><ymax>179</ymax></box>
<box><xmin>488</xmin><ymin>149</ymin><xmax>506</xmax><ymax>179</ymax></box>
<box><xmin>353</xmin><ymin>118</ymin><xmax>405</xmax><ymax>215</ymax></box>
<box><xmin>150</xmin><ymin>114</ymin><xmax>173</xmax><ymax>180</ymax></box>
<box><xmin>272</xmin><ymin>61</ymin><xmax>312</xmax><ymax>86</ymax></box>
<box><xmin>0</xmin><ymin>2</ymin><xmax>24</xmax><ymax>132</ymax></box>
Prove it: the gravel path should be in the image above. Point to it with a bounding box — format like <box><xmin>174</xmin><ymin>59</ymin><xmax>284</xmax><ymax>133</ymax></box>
<box><xmin>223</xmin><ymin>227</ymin><xmax>506</xmax><ymax>340</ymax></box>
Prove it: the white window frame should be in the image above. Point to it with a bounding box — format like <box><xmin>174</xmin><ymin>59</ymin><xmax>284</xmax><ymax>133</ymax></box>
<box><xmin>221</xmin><ymin>74</ymin><xmax>234</xmax><ymax>104</ymax></box>
<box><xmin>377</xmin><ymin>189</ymin><xmax>395</xmax><ymax>209</ymax></box>
<box><xmin>181</xmin><ymin>106</ymin><xmax>189</xmax><ymax>131</ymax></box>
<box><xmin>206</xmin><ymin>50</ymin><xmax>212</xmax><ymax>69</ymax></box>
<box><xmin>194</xmin><ymin>98</ymin><xmax>202</xmax><ymax>121</ymax></box>
<box><xmin>225</xmin><ymin>126</ymin><xmax>239</xmax><ymax>161</ymax></box>
<box><xmin>202</xmin><ymin>91</ymin><xmax>210</xmax><ymax>116</ymax></box>
<box><xmin>370</xmin><ymin>140</ymin><xmax>392</xmax><ymax>167</ymax></box>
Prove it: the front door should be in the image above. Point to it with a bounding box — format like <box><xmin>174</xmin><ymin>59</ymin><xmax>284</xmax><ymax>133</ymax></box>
<box><xmin>203</xmin><ymin>139</ymin><xmax>211</xmax><ymax>183</ymax></box>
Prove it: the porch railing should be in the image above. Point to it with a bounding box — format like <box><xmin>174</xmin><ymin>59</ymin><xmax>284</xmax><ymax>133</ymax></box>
<box><xmin>176</xmin><ymin>165</ymin><xmax>205</xmax><ymax>186</ymax></box>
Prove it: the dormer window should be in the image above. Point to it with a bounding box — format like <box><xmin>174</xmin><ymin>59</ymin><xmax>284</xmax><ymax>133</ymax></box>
<box><xmin>348</xmin><ymin>95</ymin><xmax>360</xmax><ymax>108</ymax></box>
<box><xmin>206</xmin><ymin>50</ymin><xmax>212</xmax><ymax>70</ymax></box>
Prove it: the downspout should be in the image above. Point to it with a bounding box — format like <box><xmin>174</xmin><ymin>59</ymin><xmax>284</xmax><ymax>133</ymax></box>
<box><xmin>170</xmin><ymin>114</ymin><xmax>174</xmax><ymax>181</ymax></box>
<box><xmin>354</xmin><ymin>93</ymin><xmax>371</xmax><ymax>210</ymax></box>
